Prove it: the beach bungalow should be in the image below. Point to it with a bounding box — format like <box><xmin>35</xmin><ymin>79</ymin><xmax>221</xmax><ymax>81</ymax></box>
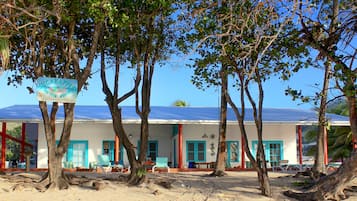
<box><xmin>0</xmin><ymin>105</ymin><xmax>350</xmax><ymax>170</ymax></box>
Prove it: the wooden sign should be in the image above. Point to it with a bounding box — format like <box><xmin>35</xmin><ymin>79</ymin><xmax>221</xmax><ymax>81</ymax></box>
<box><xmin>36</xmin><ymin>77</ymin><xmax>78</xmax><ymax>103</ymax></box>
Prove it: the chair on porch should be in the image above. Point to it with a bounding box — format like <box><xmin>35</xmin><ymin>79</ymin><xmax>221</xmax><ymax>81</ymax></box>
<box><xmin>272</xmin><ymin>160</ymin><xmax>289</xmax><ymax>172</ymax></box>
<box><xmin>152</xmin><ymin>157</ymin><xmax>170</xmax><ymax>173</ymax></box>
<box><xmin>97</xmin><ymin>154</ymin><xmax>124</xmax><ymax>173</ymax></box>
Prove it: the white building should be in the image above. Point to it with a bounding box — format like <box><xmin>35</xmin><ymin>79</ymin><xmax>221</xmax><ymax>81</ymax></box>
<box><xmin>0</xmin><ymin>105</ymin><xmax>349</xmax><ymax>169</ymax></box>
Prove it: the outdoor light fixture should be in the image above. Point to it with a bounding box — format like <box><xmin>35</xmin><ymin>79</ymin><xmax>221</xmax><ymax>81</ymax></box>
<box><xmin>202</xmin><ymin>133</ymin><xmax>208</xmax><ymax>138</ymax></box>
<box><xmin>128</xmin><ymin>134</ymin><xmax>133</xmax><ymax>138</ymax></box>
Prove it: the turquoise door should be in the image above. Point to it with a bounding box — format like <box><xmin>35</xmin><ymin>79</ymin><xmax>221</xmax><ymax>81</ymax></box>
<box><xmin>252</xmin><ymin>140</ymin><xmax>283</xmax><ymax>167</ymax></box>
<box><xmin>67</xmin><ymin>141</ymin><xmax>88</xmax><ymax>168</ymax></box>
<box><xmin>227</xmin><ymin>141</ymin><xmax>239</xmax><ymax>164</ymax></box>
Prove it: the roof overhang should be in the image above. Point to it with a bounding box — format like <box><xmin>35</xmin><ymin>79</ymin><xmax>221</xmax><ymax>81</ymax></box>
<box><xmin>1</xmin><ymin>118</ymin><xmax>349</xmax><ymax>127</ymax></box>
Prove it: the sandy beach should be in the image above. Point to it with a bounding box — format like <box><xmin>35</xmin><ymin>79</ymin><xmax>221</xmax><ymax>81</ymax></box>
<box><xmin>0</xmin><ymin>171</ymin><xmax>356</xmax><ymax>201</ymax></box>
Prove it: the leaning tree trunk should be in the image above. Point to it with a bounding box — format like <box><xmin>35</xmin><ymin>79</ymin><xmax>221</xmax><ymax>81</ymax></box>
<box><xmin>109</xmin><ymin>106</ymin><xmax>147</xmax><ymax>186</ymax></box>
<box><xmin>210</xmin><ymin>67</ymin><xmax>228</xmax><ymax>177</ymax></box>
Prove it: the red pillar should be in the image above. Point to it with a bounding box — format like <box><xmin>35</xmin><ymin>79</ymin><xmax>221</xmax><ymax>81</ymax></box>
<box><xmin>241</xmin><ymin>135</ymin><xmax>245</xmax><ymax>169</ymax></box>
<box><xmin>298</xmin><ymin>125</ymin><xmax>303</xmax><ymax>166</ymax></box>
<box><xmin>1</xmin><ymin>122</ymin><xmax>6</xmax><ymax>169</ymax></box>
<box><xmin>178</xmin><ymin>124</ymin><xmax>183</xmax><ymax>169</ymax></box>
<box><xmin>324</xmin><ymin>127</ymin><xmax>328</xmax><ymax>165</ymax></box>
<box><xmin>20</xmin><ymin>123</ymin><xmax>26</xmax><ymax>162</ymax></box>
<box><xmin>115</xmin><ymin>135</ymin><xmax>119</xmax><ymax>163</ymax></box>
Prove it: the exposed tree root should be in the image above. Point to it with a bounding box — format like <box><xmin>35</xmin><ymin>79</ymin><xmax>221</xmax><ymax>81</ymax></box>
<box><xmin>208</xmin><ymin>170</ymin><xmax>227</xmax><ymax>177</ymax></box>
<box><xmin>154</xmin><ymin>179</ymin><xmax>174</xmax><ymax>189</ymax></box>
<box><xmin>283</xmin><ymin>190</ymin><xmax>322</xmax><ymax>201</ymax></box>
<box><xmin>284</xmin><ymin>169</ymin><xmax>354</xmax><ymax>201</ymax></box>
<box><xmin>0</xmin><ymin>172</ymin><xmax>118</xmax><ymax>192</ymax></box>
<box><xmin>127</xmin><ymin>174</ymin><xmax>147</xmax><ymax>186</ymax></box>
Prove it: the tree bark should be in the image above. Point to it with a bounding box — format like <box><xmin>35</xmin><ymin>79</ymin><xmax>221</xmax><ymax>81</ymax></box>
<box><xmin>210</xmin><ymin>66</ymin><xmax>228</xmax><ymax>177</ymax></box>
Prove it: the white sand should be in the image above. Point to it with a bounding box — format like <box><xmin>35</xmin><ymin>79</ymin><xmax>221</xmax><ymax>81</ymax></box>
<box><xmin>0</xmin><ymin>171</ymin><xmax>356</xmax><ymax>201</ymax></box>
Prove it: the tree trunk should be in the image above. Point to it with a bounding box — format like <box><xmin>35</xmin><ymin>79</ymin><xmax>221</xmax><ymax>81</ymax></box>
<box><xmin>46</xmin><ymin>152</ymin><xmax>69</xmax><ymax>190</ymax></box>
<box><xmin>127</xmin><ymin>160</ymin><xmax>147</xmax><ymax>185</ymax></box>
<box><xmin>210</xmin><ymin>66</ymin><xmax>228</xmax><ymax>177</ymax></box>
<box><xmin>312</xmin><ymin>62</ymin><xmax>331</xmax><ymax>178</ymax></box>
<box><xmin>255</xmin><ymin>133</ymin><xmax>271</xmax><ymax>197</ymax></box>
<box><xmin>257</xmin><ymin>167</ymin><xmax>271</xmax><ymax>197</ymax></box>
<box><xmin>39</xmin><ymin>102</ymin><xmax>73</xmax><ymax>190</ymax></box>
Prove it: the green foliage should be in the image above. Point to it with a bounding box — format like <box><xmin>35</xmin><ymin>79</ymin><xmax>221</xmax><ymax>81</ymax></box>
<box><xmin>1</xmin><ymin>0</ymin><xmax>105</xmax><ymax>88</ymax></box>
<box><xmin>303</xmin><ymin>100</ymin><xmax>352</xmax><ymax>160</ymax></box>
<box><xmin>5</xmin><ymin>126</ymin><xmax>22</xmax><ymax>161</ymax></box>
<box><xmin>136</xmin><ymin>167</ymin><xmax>146</xmax><ymax>177</ymax></box>
<box><xmin>178</xmin><ymin>1</ymin><xmax>311</xmax><ymax>92</ymax></box>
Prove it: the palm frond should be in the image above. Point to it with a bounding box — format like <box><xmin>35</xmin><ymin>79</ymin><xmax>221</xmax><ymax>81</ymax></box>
<box><xmin>0</xmin><ymin>37</ymin><xmax>10</xmax><ymax>72</ymax></box>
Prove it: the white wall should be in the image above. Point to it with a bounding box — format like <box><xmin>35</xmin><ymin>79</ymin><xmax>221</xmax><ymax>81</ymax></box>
<box><xmin>181</xmin><ymin>124</ymin><xmax>297</xmax><ymax>168</ymax></box>
<box><xmin>37</xmin><ymin>123</ymin><xmax>173</xmax><ymax>168</ymax></box>
<box><xmin>37</xmin><ymin>122</ymin><xmax>297</xmax><ymax>168</ymax></box>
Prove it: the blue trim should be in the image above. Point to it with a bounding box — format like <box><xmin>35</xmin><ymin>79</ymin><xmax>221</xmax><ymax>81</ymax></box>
<box><xmin>120</xmin><ymin>144</ymin><xmax>124</xmax><ymax>163</ymax></box>
<box><xmin>173</xmin><ymin>139</ymin><xmax>177</xmax><ymax>167</ymax></box>
<box><xmin>186</xmin><ymin>141</ymin><xmax>206</xmax><ymax>162</ymax></box>
<box><xmin>172</xmin><ymin>125</ymin><xmax>178</xmax><ymax>137</ymax></box>
<box><xmin>227</xmin><ymin>141</ymin><xmax>239</xmax><ymax>162</ymax></box>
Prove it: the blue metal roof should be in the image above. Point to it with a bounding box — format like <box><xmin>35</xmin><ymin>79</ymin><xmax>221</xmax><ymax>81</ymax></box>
<box><xmin>0</xmin><ymin>105</ymin><xmax>349</xmax><ymax>125</ymax></box>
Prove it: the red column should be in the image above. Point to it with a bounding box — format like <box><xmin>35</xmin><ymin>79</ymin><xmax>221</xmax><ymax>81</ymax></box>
<box><xmin>324</xmin><ymin>127</ymin><xmax>328</xmax><ymax>165</ymax></box>
<box><xmin>298</xmin><ymin>125</ymin><xmax>303</xmax><ymax>165</ymax></box>
<box><xmin>115</xmin><ymin>135</ymin><xmax>119</xmax><ymax>164</ymax></box>
<box><xmin>1</xmin><ymin>122</ymin><xmax>6</xmax><ymax>169</ymax></box>
<box><xmin>20</xmin><ymin>123</ymin><xmax>26</xmax><ymax>162</ymax></box>
<box><xmin>178</xmin><ymin>124</ymin><xmax>183</xmax><ymax>169</ymax></box>
<box><xmin>241</xmin><ymin>135</ymin><xmax>245</xmax><ymax>169</ymax></box>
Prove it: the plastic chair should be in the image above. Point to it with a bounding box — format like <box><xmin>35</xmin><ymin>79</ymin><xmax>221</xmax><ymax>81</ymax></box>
<box><xmin>152</xmin><ymin>157</ymin><xmax>170</xmax><ymax>173</ymax></box>
<box><xmin>97</xmin><ymin>155</ymin><xmax>113</xmax><ymax>173</ymax></box>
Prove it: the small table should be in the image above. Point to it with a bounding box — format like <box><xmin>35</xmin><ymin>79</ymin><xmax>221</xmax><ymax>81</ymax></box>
<box><xmin>194</xmin><ymin>162</ymin><xmax>215</xmax><ymax>169</ymax></box>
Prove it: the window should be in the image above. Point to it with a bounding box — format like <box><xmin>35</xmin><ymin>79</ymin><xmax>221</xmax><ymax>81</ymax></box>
<box><xmin>137</xmin><ymin>140</ymin><xmax>158</xmax><ymax>161</ymax></box>
<box><xmin>227</xmin><ymin>141</ymin><xmax>239</xmax><ymax>162</ymax></box>
<box><xmin>102</xmin><ymin>141</ymin><xmax>115</xmax><ymax>162</ymax></box>
<box><xmin>186</xmin><ymin>141</ymin><xmax>206</xmax><ymax>162</ymax></box>
<box><xmin>252</xmin><ymin>140</ymin><xmax>283</xmax><ymax>167</ymax></box>
<box><xmin>148</xmin><ymin>141</ymin><xmax>158</xmax><ymax>161</ymax></box>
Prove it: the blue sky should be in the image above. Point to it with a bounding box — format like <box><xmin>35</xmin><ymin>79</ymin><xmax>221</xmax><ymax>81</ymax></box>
<box><xmin>0</xmin><ymin>57</ymin><xmax>326</xmax><ymax>110</ymax></box>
